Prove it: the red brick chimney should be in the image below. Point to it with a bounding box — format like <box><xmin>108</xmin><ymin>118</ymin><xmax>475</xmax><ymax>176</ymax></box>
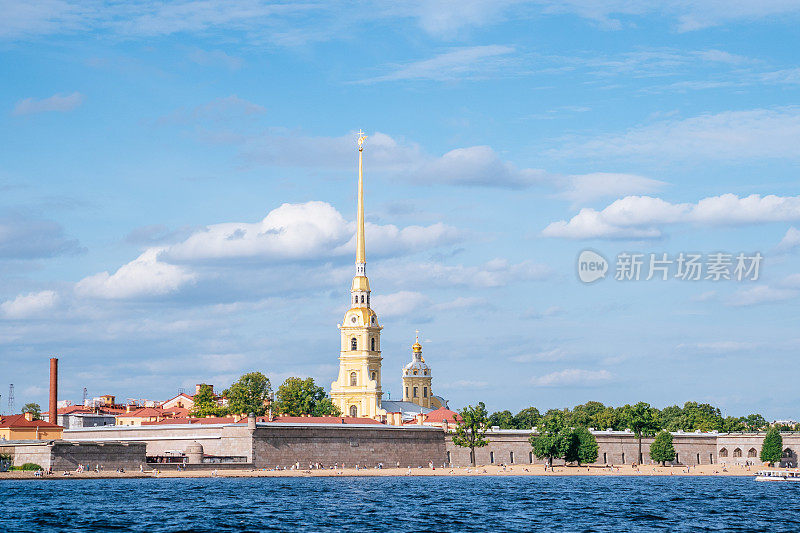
<box><xmin>49</xmin><ymin>357</ymin><xmax>58</xmax><ymax>424</ymax></box>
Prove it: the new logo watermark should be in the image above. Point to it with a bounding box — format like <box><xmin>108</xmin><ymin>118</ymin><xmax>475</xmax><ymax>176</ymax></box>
<box><xmin>577</xmin><ymin>250</ymin><xmax>608</xmax><ymax>283</ymax></box>
<box><xmin>578</xmin><ymin>250</ymin><xmax>762</xmax><ymax>283</ymax></box>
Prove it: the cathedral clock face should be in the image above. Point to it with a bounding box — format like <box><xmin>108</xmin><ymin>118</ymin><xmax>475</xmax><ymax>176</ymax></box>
<box><xmin>351</xmin><ymin>316</ymin><xmax>357</xmax><ymax>324</ymax></box>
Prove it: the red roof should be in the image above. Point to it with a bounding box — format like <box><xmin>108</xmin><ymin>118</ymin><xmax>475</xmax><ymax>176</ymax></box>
<box><xmin>270</xmin><ymin>416</ymin><xmax>382</xmax><ymax>425</ymax></box>
<box><xmin>423</xmin><ymin>407</ymin><xmax>462</xmax><ymax>423</ymax></box>
<box><xmin>122</xmin><ymin>407</ymin><xmax>164</xmax><ymax>418</ymax></box>
<box><xmin>0</xmin><ymin>414</ymin><xmax>63</xmax><ymax>429</ymax></box>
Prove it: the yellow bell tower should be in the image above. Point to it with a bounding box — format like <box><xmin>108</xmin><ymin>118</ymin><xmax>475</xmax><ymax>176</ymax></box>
<box><xmin>330</xmin><ymin>131</ymin><xmax>386</xmax><ymax>419</ymax></box>
<box><xmin>402</xmin><ymin>332</ymin><xmax>434</xmax><ymax>409</ymax></box>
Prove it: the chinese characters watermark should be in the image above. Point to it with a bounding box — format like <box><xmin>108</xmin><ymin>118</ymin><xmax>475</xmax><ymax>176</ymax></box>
<box><xmin>578</xmin><ymin>250</ymin><xmax>762</xmax><ymax>283</ymax></box>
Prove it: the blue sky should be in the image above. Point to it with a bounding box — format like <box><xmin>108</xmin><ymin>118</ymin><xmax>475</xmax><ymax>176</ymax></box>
<box><xmin>1</xmin><ymin>1</ymin><xmax>799</xmax><ymax>418</ymax></box>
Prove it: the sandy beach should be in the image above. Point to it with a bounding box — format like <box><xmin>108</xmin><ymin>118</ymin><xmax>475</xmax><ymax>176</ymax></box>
<box><xmin>0</xmin><ymin>463</ymin><xmax>782</xmax><ymax>480</ymax></box>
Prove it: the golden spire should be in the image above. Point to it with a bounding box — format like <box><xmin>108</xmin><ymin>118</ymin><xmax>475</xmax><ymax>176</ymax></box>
<box><xmin>356</xmin><ymin>130</ymin><xmax>367</xmax><ymax>266</ymax></box>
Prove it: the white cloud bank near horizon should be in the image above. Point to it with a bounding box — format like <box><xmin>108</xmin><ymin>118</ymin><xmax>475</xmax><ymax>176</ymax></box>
<box><xmin>543</xmin><ymin>193</ymin><xmax>800</xmax><ymax>240</ymax></box>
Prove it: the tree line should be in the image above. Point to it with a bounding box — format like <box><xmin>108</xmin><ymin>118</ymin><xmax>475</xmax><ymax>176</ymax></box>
<box><xmin>454</xmin><ymin>401</ymin><xmax>791</xmax><ymax>467</ymax></box>
<box><xmin>191</xmin><ymin>373</ymin><xmax>341</xmax><ymax>418</ymax></box>
<box><xmin>486</xmin><ymin>401</ymin><xmax>783</xmax><ymax>433</ymax></box>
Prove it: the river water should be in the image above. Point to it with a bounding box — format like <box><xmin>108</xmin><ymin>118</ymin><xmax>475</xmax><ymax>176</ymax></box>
<box><xmin>1</xmin><ymin>475</ymin><xmax>798</xmax><ymax>532</ymax></box>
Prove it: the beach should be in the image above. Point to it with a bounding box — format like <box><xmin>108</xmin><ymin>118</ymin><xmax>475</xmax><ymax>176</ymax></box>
<box><xmin>0</xmin><ymin>463</ymin><xmax>778</xmax><ymax>480</ymax></box>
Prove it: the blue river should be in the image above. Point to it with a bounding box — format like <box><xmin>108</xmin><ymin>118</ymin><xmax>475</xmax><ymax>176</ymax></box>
<box><xmin>1</xmin><ymin>476</ymin><xmax>798</xmax><ymax>532</ymax></box>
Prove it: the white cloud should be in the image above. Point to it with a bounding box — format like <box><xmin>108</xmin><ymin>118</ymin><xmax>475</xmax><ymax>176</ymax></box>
<box><xmin>511</xmin><ymin>348</ymin><xmax>567</xmax><ymax>363</ymax></box>
<box><xmin>530</xmin><ymin>368</ymin><xmax>613</xmax><ymax>387</ymax></box>
<box><xmin>543</xmin><ymin>193</ymin><xmax>800</xmax><ymax>240</ymax></box>
<box><xmin>777</xmin><ymin>226</ymin><xmax>800</xmax><ymax>252</ymax></box>
<box><xmin>12</xmin><ymin>92</ymin><xmax>84</xmax><ymax>115</ymax></box>
<box><xmin>553</xmin><ymin>107</ymin><xmax>800</xmax><ymax>160</ymax></box>
<box><xmin>164</xmin><ymin>201</ymin><xmax>461</xmax><ymax>264</ymax></box>
<box><xmin>357</xmin><ymin>45</ymin><xmax>516</xmax><ymax>83</ymax></box>
<box><xmin>558</xmin><ymin>173</ymin><xmax>665</xmax><ymax>204</ymax></box>
<box><xmin>377</xmin><ymin>258</ymin><xmax>552</xmax><ymax>288</ymax></box>
<box><xmin>415</xmin><ymin>145</ymin><xmax>546</xmax><ymax>188</ymax></box>
<box><xmin>677</xmin><ymin>341</ymin><xmax>758</xmax><ymax>352</ymax></box>
<box><xmin>75</xmin><ymin>248</ymin><xmax>198</xmax><ymax>299</ymax></box>
<box><xmin>728</xmin><ymin>285</ymin><xmax>798</xmax><ymax>307</ymax></box>
<box><xmin>188</xmin><ymin>48</ymin><xmax>243</xmax><ymax>70</ymax></box>
<box><xmin>371</xmin><ymin>291</ymin><xmax>430</xmax><ymax>318</ymax></box>
<box><xmin>1</xmin><ymin>290</ymin><xmax>59</xmax><ymax>318</ymax></box>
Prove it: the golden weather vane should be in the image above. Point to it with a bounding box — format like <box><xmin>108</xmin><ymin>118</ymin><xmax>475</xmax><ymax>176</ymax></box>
<box><xmin>357</xmin><ymin>129</ymin><xmax>367</xmax><ymax>150</ymax></box>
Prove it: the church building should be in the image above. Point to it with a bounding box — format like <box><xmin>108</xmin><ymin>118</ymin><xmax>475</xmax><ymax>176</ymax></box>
<box><xmin>330</xmin><ymin>132</ymin><xmax>447</xmax><ymax>424</ymax></box>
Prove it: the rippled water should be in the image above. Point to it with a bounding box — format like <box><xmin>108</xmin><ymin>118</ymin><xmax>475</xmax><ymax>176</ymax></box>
<box><xmin>2</xmin><ymin>476</ymin><xmax>799</xmax><ymax>532</ymax></box>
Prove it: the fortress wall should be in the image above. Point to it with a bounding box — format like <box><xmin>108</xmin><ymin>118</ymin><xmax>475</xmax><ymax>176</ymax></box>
<box><xmin>445</xmin><ymin>431</ymin><xmax>718</xmax><ymax>467</ymax></box>
<box><xmin>0</xmin><ymin>441</ymin><xmax>146</xmax><ymax>470</ymax></box>
<box><xmin>252</xmin><ymin>425</ymin><xmax>446</xmax><ymax>468</ymax></box>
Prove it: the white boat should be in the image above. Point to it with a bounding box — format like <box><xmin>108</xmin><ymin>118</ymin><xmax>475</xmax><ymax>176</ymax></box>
<box><xmin>755</xmin><ymin>470</ymin><xmax>800</xmax><ymax>481</ymax></box>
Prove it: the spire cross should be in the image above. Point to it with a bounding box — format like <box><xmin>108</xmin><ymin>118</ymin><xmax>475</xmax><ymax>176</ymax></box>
<box><xmin>357</xmin><ymin>129</ymin><xmax>367</xmax><ymax>150</ymax></box>
<box><xmin>415</xmin><ymin>330</ymin><xmax>420</xmax><ymax>342</ymax></box>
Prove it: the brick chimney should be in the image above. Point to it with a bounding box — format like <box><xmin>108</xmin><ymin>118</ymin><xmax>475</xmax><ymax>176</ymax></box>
<box><xmin>49</xmin><ymin>357</ymin><xmax>58</xmax><ymax>424</ymax></box>
<box><xmin>24</xmin><ymin>412</ymin><xmax>34</xmax><ymax>421</ymax></box>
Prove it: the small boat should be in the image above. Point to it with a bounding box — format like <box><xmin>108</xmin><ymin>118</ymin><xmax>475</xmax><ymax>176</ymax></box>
<box><xmin>755</xmin><ymin>470</ymin><xmax>800</xmax><ymax>481</ymax></box>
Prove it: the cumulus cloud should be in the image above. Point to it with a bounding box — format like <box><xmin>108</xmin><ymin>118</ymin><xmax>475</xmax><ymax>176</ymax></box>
<box><xmin>543</xmin><ymin>193</ymin><xmax>800</xmax><ymax>239</ymax></box>
<box><xmin>1</xmin><ymin>290</ymin><xmax>59</xmax><ymax>318</ymax></box>
<box><xmin>553</xmin><ymin>107</ymin><xmax>800</xmax><ymax>161</ymax></box>
<box><xmin>676</xmin><ymin>341</ymin><xmax>758</xmax><ymax>353</ymax></box>
<box><xmin>75</xmin><ymin>248</ymin><xmax>198</xmax><ymax>299</ymax></box>
<box><xmin>530</xmin><ymin>368</ymin><xmax>613</xmax><ymax>387</ymax></box>
<box><xmin>76</xmin><ymin>202</ymin><xmax>463</xmax><ymax>300</ymax></box>
<box><xmin>12</xmin><ymin>92</ymin><xmax>84</xmax><ymax>115</ymax></box>
<box><xmin>414</xmin><ymin>145</ymin><xmax>546</xmax><ymax>188</ymax></box>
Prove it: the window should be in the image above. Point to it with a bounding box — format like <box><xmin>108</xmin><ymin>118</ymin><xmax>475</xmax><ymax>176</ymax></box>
<box><xmin>371</xmin><ymin>337</ymin><xmax>375</xmax><ymax>351</ymax></box>
<box><xmin>350</xmin><ymin>405</ymin><xmax>357</xmax><ymax>417</ymax></box>
<box><xmin>748</xmin><ymin>448</ymin><xmax>758</xmax><ymax>458</ymax></box>
<box><xmin>603</xmin><ymin>452</ymin><xmax>607</xmax><ymax>464</ymax></box>
<box><xmin>350</xmin><ymin>372</ymin><xmax>357</xmax><ymax>386</ymax></box>
<box><xmin>733</xmin><ymin>448</ymin><xmax>742</xmax><ymax>458</ymax></box>
<box><xmin>351</xmin><ymin>337</ymin><xmax>357</xmax><ymax>350</ymax></box>
<box><xmin>371</xmin><ymin>371</ymin><xmax>376</xmax><ymax>381</ymax></box>
<box><xmin>360</xmin><ymin>295</ymin><xmax>364</xmax><ymax>303</ymax></box>
<box><xmin>509</xmin><ymin>451</ymin><xmax>514</xmax><ymax>464</ymax></box>
<box><xmin>697</xmin><ymin>453</ymin><xmax>701</xmax><ymax>464</ymax></box>
<box><xmin>529</xmin><ymin>452</ymin><xmax>533</xmax><ymax>464</ymax></box>
<box><xmin>710</xmin><ymin>454</ymin><xmax>714</xmax><ymax>464</ymax></box>
<box><xmin>719</xmin><ymin>448</ymin><xmax>728</xmax><ymax>457</ymax></box>
<box><xmin>354</xmin><ymin>296</ymin><xmax>358</xmax><ymax>304</ymax></box>
<box><xmin>423</xmin><ymin>387</ymin><xmax>428</xmax><ymax>398</ymax></box>
<box><xmin>447</xmin><ymin>451</ymin><xmax>451</xmax><ymax>464</ymax></box>
<box><xmin>405</xmin><ymin>387</ymin><xmax>408</xmax><ymax>399</ymax></box>
<box><xmin>622</xmin><ymin>453</ymin><xmax>625</xmax><ymax>464</ymax></box>
<box><xmin>413</xmin><ymin>387</ymin><xmax>418</xmax><ymax>398</ymax></box>
<box><xmin>676</xmin><ymin>453</ymin><xmax>679</xmax><ymax>463</ymax></box>
<box><xmin>490</xmin><ymin>451</ymin><xmax>494</xmax><ymax>464</ymax></box>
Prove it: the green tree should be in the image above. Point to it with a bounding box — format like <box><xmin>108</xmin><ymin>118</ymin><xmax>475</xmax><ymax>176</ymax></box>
<box><xmin>573</xmin><ymin>426</ymin><xmax>599</xmax><ymax>465</ymax></box>
<box><xmin>621</xmin><ymin>402</ymin><xmax>661</xmax><ymax>464</ymax></box>
<box><xmin>223</xmin><ymin>372</ymin><xmax>272</xmax><ymax>416</ymax></box>
<box><xmin>530</xmin><ymin>410</ymin><xmax>567</xmax><ymax>467</ymax></box>
<box><xmin>488</xmin><ymin>410</ymin><xmax>515</xmax><ymax>429</ymax></box>
<box><xmin>745</xmin><ymin>413</ymin><xmax>768</xmax><ymax>431</ymax></box>
<box><xmin>569</xmin><ymin>401</ymin><xmax>607</xmax><ymax>428</ymax></box>
<box><xmin>190</xmin><ymin>384</ymin><xmax>223</xmax><ymax>417</ymax></box>
<box><xmin>21</xmin><ymin>403</ymin><xmax>41</xmax><ymax>419</ymax></box>
<box><xmin>513</xmin><ymin>407</ymin><xmax>541</xmax><ymax>429</ymax></box>
<box><xmin>274</xmin><ymin>377</ymin><xmax>341</xmax><ymax>416</ymax></box>
<box><xmin>760</xmin><ymin>428</ymin><xmax>783</xmax><ymax>465</ymax></box>
<box><xmin>722</xmin><ymin>416</ymin><xmax>746</xmax><ymax>432</ymax></box>
<box><xmin>452</xmin><ymin>402</ymin><xmax>490</xmax><ymax>466</ymax></box>
<box><xmin>595</xmin><ymin>407</ymin><xmax>621</xmax><ymax>431</ymax></box>
<box><xmin>650</xmin><ymin>430</ymin><xmax>676</xmax><ymax>465</ymax></box>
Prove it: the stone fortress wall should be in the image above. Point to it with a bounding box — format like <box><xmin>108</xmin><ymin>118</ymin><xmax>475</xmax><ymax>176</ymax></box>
<box><xmin>0</xmin><ymin>441</ymin><xmax>146</xmax><ymax>471</ymax></box>
<box><xmin>27</xmin><ymin>424</ymin><xmax>799</xmax><ymax>470</ymax></box>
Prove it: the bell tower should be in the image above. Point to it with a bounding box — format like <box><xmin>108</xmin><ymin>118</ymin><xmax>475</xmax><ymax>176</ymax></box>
<box><xmin>330</xmin><ymin>131</ymin><xmax>386</xmax><ymax>420</ymax></box>
<box><xmin>402</xmin><ymin>332</ymin><xmax>434</xmax><ymax>409</ymax></box>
